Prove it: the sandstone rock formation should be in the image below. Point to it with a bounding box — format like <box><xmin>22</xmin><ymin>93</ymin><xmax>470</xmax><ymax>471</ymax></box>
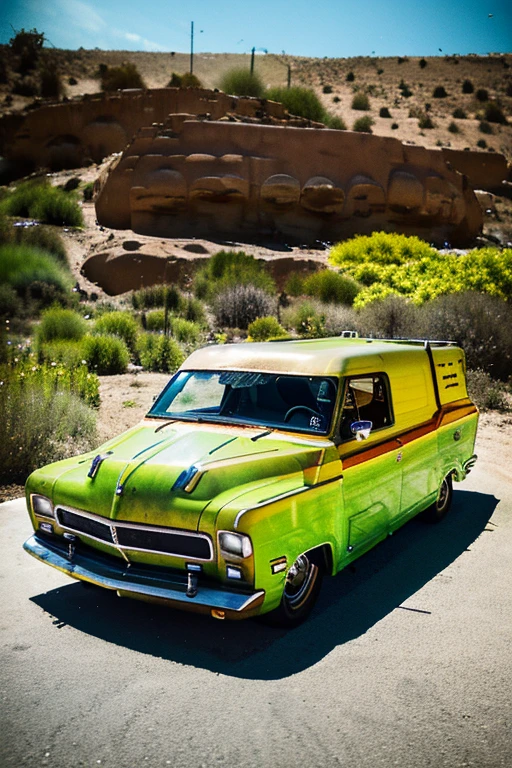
<box><xmin>0</xmin><ymin>87</ymin><xmax>316</xmax><ymax>175</ymax></box>
<box><xmin>0</xmin><ymin>86</ymin><xmax>508</xmax><ymax>196</ymax></box>
<box><xmin>95</xmin><ymin>117</ymin><xmax>483</xmax><ymax>247</ymax></box>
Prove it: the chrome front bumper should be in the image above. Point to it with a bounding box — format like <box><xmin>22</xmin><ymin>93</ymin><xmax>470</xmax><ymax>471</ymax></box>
<box><xmin>23</xmin><ymin>534</ymin><xmax>265</xmax><ymax>620</ymax></box>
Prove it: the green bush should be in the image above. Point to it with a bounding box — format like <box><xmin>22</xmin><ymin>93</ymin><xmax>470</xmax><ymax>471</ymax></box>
<box><xmin>484</xmin><ymin>102</ymin><xmax>507</xmax><ymax>124</ymax></box>
<box><xmin>194</xmin><ymin>250</ymin><xmax>274</xmax><ymax>301</ymax></box>
<box><xmin>282</xmin><ymin>300</ymin><xmax>326</xmax><ymax>338</ymax></box>
<box><xmin>81</xmin><ymin>334</ymin><xmax>130</xmax><ymax>375</ymax></box>
<box><xmin>132</xmin><ymin>283</ymin><xmax>183</xmax><ymax>310</ymax></box>
<box><xmin>93</xmin><ymin>311</ymin><xmax>139</xmax><ymax>353</ymax></box>
<box><xmin>181</xmin><ymin>72</ymin><xmax>202</xmax><ymax>87</ymax></box>
<box><xmin>399</xmin><ymin>79</ymin><xmax>413</xmax><ymax>98</ymax></box>
<box><xmin>0</xmin><ymin>363</ymin><xmax>97</xmax><ymax>484</ymax></box>
<box><xmin>181</xmin><ymin>296</ymin><xmax>208</xmax><ymax>326</ymax></box>
<box><xmin>285</xmin><ymin>272</ymin><xmax>307</xmax><ymax>296</ymax></box>
<box><xmin>433</xmin><ymin>85</ymin><xmax>448</xmax><ymax>98</ymax></box>
<box><xmin>145</xmin><ymin>309</ymin><xmax>166</xmax><ymax>332</ymax></box>
<box><xmin>466</xmin><ymin>369</ymin><xmax>509</xmax><ymax>411</ymax></box>
<box><xmin>331</xmin><ymin>232</ymin><xmax>439</xmax><ymax>268</ymax></box>
<box><xmin>36</xmin><ymin>307</ymin><xmax>87</xmax><ymax>345</ymax></box>
<box><xmin>0</xmin><ymin>243</ymin><xmax>72</xmax><ymax>301</ymax></box>
<box><xmin>38</xmin><ymin>339</ymin><xmax>86</xmax><ymax>368</ymax></box>
<box><xmin>462</xmin><ymin>79</ymin><xmax>474</xmax><ymax>94</ymax></box>
<box><xmin>351</xmin><ymin>92</ymin><xmax>370</xmax><ymax>110</ymax></box>
<box><xmin>418</xmin><ymin>114</ymin><xmax>435</xmax><ymax>129</ymax></box>
<box><xmin>170</xmin><ymin>318</ymin><xmax>201</xmax><ymax>345</ymax></box>
<box><xmin>302</xmin><ymin>270</ymin><xmax>360</xmax><ymax>306</ymax></box>
<box><xmin>0</xmin><ymin>284</ymin><xmax>24</xmax><ymax>319</ymax></box>
<box><xmin>476</xmin><ymin>88</ymin><xmax>489</xmax><ymax>102</ymax></box>
<box><xmin>352</xmin><ymin>115</ymin><xmax>374</xmax><ymax>133</ymax></box>
<box><xmin>322</xmin><ymin>85</ymin><xmax>333</xmax><ymax>94</ymax></box>
<box><xmin>346</xmin><ymin>71</ymin><xmax>355</xmax><ymax>82</ymax></box>
<box><xmin>219</xmin><ymin>68</ymin><xmax>265</xmax><ymax>97</ymax></box>
<box><xmin>419</xmin><ymin>59</ymin><xmax>427</xmax><ymax>69</ymax></box>
<box><xmin>452</xmin><ymin>107</ymin><xmax>467</xmax><ymax>119</ymax></box>
<box><xmin>136</xmin><ymin>333</ymin><xmax>184</xmax><ymax>373</ymax></box>
<box><xmin>12</xmin><ymin>225</ymin><xmax>68</xmax><ymax>265</ymax></box>
<box><xmin>213</xmin><ymin>285</ymin><xmax>276</xmax><ymax>330</ymax></box>
<box><xmin>326</xmin><ymin>115</ymin><xmax>347</xmax><ymax>130</ymax></box>
<box><xmin>477</xmin><ymin>139</ymin><xmax>487</xmax><ymax>149</ymax></box>
<box><xmin>168</xmin><ymin>72</ymin><xmax>202</xmax><ymax>88</ymax></box>
<box><xmin>83</xmin><ymin>183</ymin><xmax>94</xmax><ymax>201</ymax></box>
<box><xmin>379</xmin><ymin>107</ymin><xmax>392</xmax><ymax>118</ymax></box>
<box><xmin>448</xmin><ymin>121</ymin><xmax>460</xmax><ymax>133</ymax></box>
<box><xmin>247</xmin><ymin>316</ymin><xmax>288</xmax><ymax>341</ymax></box>
<box><xmin>101</xmin><ymin>63</ymin><xmax>145</xmax><ymax>91</ymax></box>
<box><xmin>330</xmin><ymin>237</ymin><xmax>512</xmax><ymax>310</ymax></box>
<box><xmin>0</xmin><ymin>180</ymin><xmax>83</xmax><ymax>227</ymax></box>
<box><xmin>266</xmin><ymin>86</ymin><xmax>327</xmax><ymax>122</ymax></box>
<box><xmin>479</xmin><ymin>120</ymin><xmax>493</xmax><ymax>134</ymax></box>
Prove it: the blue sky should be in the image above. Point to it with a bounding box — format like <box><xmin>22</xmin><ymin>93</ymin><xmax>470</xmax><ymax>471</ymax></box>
<box><xmin>1</xmin><ymin>0</ymin><xmax>510</xmax><ymax>57</ymax></box>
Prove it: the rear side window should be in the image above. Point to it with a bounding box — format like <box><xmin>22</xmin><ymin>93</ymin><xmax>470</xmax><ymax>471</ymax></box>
<box><xmin>339</xmin><ymin>374</ymin><xmax>393</xmax><ymax>440</ymax></box>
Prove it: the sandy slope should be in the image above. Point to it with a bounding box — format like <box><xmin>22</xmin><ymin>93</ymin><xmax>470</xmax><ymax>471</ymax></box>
<box><xmin>1</xmin><ymin>49</ymin><xmax>511</xmax><ymax>159</ymax></box>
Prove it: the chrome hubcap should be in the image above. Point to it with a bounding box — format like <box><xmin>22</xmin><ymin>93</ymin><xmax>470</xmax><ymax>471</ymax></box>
<box><xmin>284</xmin><ymin>554</ymin><xmax>314</xmax><ymax>608</ymax></box>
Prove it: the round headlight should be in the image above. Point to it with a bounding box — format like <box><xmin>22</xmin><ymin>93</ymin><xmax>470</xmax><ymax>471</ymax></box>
<box><xmin>31</xmin><ymin>494</ymin><xmax>54</xmax><ymax>518</ymax></box>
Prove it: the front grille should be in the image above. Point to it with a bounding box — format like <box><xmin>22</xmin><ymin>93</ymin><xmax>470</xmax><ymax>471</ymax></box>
<box><xmin>58</xmin><ymin>509</ymin><xmax>113</xmax><ymax>543</ymax></box>
<box><xmin>55</xmin><ymin>506</ymin><xmax>212</xmax><ymax>560</ymax></box>
<box><xmin>116</xmin><ymin>527</ymin><xmax>209</xmax><ymax>559</ymax></box>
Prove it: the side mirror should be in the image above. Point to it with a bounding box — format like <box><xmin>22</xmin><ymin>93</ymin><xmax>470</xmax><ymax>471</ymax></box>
<box><xmin>350</xmin><ymin>420</ymin><xmax>373</xmax><ymax>441</ymax></box>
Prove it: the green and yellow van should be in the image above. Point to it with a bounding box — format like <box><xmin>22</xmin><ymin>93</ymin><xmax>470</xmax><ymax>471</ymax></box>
<box><xmin>24</xmin><ymin>337</ymin><xmax>478</xmax><ymax>626</ymax></box>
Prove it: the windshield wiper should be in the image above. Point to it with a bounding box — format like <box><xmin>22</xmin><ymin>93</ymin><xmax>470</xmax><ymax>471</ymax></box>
<box><xmin>154</xmin><ymin>419</ymin><xmax>177</xmax><ymax>433</ymax></box>
<box><xmin>251</xmin><ymin>428</ymin><xmax>274</xmax><ymax>442</ymax></box>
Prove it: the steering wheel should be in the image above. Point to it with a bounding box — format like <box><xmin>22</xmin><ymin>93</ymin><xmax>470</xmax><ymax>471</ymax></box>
<box><xmin>284</xmin><ymin>405</ymin><xmax>321</xmax><ymax>422</ymax></box>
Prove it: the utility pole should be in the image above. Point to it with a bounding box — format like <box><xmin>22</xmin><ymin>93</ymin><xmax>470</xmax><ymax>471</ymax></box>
<box><xmin>250</xmin><ymin>46</ymin><xmax>255</xmax><ymax>75</ymax></box>
<box><xmin>190</xmin><ymin>21</ymin><xmax>194</xmax><ymax>74</ymax></box>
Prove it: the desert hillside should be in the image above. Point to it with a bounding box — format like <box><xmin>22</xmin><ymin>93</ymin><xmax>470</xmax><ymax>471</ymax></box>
<box><xmin>0</xmin><ymin>48</ymin><xmax>511</xmax><ymax>160</ymax></box>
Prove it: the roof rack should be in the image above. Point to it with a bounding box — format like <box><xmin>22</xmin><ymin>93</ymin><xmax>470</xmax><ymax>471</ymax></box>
<box><xmin>383</xmin><ymin>338</ymin><xmax>458</xmax><ymax>347</ymax></box>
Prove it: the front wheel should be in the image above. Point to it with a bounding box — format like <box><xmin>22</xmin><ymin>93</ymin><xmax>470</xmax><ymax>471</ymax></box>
<box><xmin>422</xmin><ymin>474</ymin><xmax>453</xmax><ymax>523</ymax></box>
<box><xmin>263</xmin><ymin>551</ymin><xmax>323</xmax><ymax>627</ymax></box>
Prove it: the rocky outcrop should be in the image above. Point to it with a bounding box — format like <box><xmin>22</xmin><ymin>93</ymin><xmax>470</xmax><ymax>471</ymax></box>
<box><xmin>95</xmin><ymin>118</ymin><xmax>483</xmax><ymax>247</ymax></box>
<box><xmin>441</xmin><ymin>148</ymin><xmax>510</xmax><ymax>193</ymax></box>
<box><xmin>0</xmin><ymin>87</ymin><xmax>317</xmax><ymax>175</ymax></box>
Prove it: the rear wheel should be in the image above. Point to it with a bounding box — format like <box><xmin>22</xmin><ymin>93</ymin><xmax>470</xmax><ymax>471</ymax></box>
<box><xmin>263</xmin><ymin>551</ymin><xmax>324</xmax><ymax>627</ymax></box>
<box><xmin>422</xmin><ymin>474</ymin><xmax>453</xmax><ymax>523</ymax></box>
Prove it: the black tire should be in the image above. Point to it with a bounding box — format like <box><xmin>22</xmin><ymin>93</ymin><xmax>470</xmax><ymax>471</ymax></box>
<box><xmin>422</xmin><ymin>473</ymin><xmax>453</xmax><ymax>523</ymax></box>
<box><xmin>262</xmin><ymin>551</ymin><xmax>324</xmax><ymax>627</ymax></box>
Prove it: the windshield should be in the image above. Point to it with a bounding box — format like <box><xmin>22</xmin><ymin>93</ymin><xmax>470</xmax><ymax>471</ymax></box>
<box><xmin>147</xmin><ymin>370</ymin><xmax>339</xmax><ymax>435</ymax></box>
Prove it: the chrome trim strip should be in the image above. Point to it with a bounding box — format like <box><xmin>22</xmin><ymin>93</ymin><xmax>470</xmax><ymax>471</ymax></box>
<box><xmin>55</xmin><ymin>505</ymin><xmax>213</xmax><ymax>561</ymax></box>
<box><xmin>23</xmin><ymin>535</ymin><xmax>263</xmax><ymax>613</ymax></box>
<box><xmin>234</xmin><ymin>474</ymin><xmax>343</xmax><ymax>529</ymax></box>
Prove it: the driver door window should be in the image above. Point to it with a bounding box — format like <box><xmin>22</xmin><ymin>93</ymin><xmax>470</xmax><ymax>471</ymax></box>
<box><xmin>339</xmin><ymin>375</ymin><xmax>392</xmax><ymax>440</ymax></box>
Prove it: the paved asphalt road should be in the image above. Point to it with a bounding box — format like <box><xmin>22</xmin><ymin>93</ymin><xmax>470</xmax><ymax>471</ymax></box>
<box><xmin>1</xmin><ymin>442</ymin><xmax>511</xmax><ymax>768</ymax></box>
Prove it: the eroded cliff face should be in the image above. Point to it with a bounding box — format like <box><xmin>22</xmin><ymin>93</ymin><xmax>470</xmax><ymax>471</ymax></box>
<box><xmin>95</xmin><ymin>118</ymin><xmax>483</xmax><ymax>247</ymax></box>
<box><xmin>0</xmin><ymin>87</ymin><xmax>317</xmax><ymax>173</ymax></box>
